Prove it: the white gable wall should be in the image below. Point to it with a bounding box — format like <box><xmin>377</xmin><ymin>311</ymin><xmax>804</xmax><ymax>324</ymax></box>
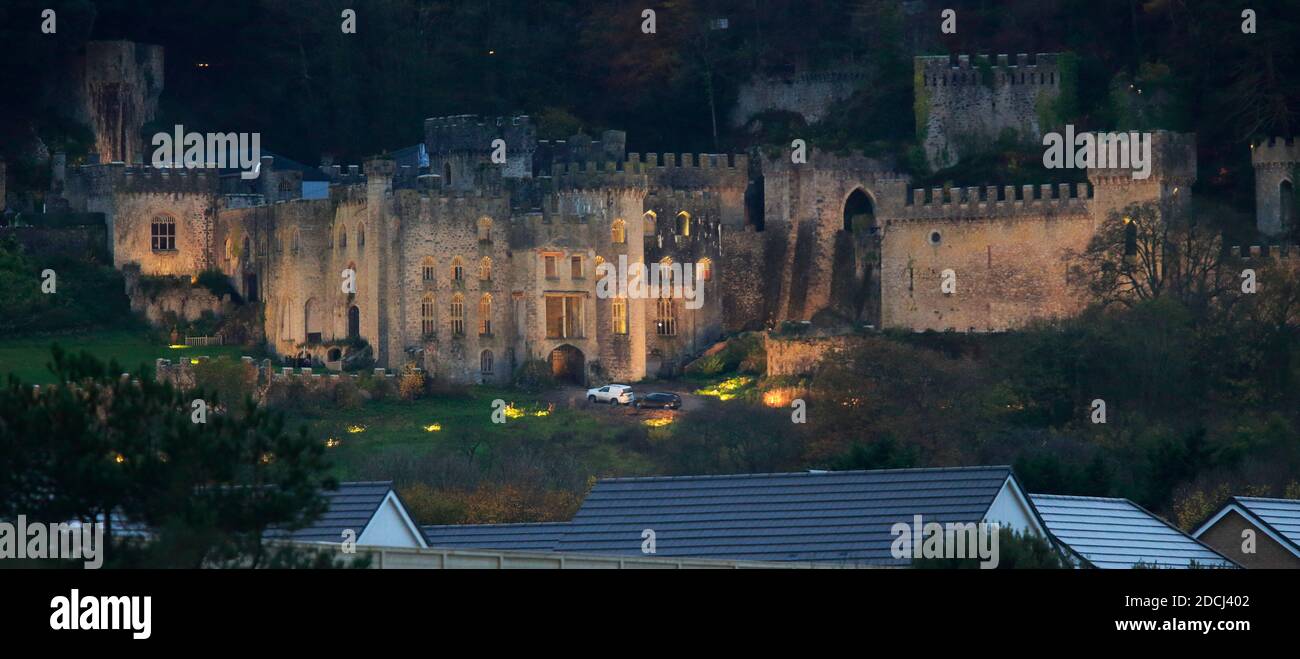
<box><xmin>983</xmin><ymin>477</ymin><xmax>1047</xmax><ymax>537</ymax></box>
<box><xmin>357</xmin><ymin>491</ymin><xmax>427</xmax><ymax>549</ymax></box>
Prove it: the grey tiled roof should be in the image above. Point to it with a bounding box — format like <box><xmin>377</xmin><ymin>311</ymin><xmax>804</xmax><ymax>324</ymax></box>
<box><xmin>266</xmin><ymin>481</ymin><xmax>393</xmax><ymax>544</ymax></box>
<box><xmin>1030</xmin><ymin>494</ymin><xmax>1235</xmax><ymax>569</ymax></box>
<box><xmin>423</xmin><ymin>522</ymin><xmax>569</xmax><ymax>552</ymax></box>
<box><xmin>553</xmin><ymin>466</ymin><xmax>1016</xmax><ymax>564</ymax></box>
<box><xmin>1234</xmin><ymin>497</ymin><xmax>1300</xmax><ymax>551</ymax></box>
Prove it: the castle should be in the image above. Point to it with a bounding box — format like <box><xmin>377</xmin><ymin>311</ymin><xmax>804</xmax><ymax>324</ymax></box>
<box><xmin>50</xmin><ymin>49</ymin><xmax>1299</xmax><ymax>386</ymax></box>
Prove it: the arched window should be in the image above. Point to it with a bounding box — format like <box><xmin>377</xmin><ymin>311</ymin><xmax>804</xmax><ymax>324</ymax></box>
<box><xmin>612</xmin><ymin>297</ymin><xmax>628</xmax><ymax>335</ymax></box>
<box><xmin>611</xmin><ymin>219</ymin><xmax>627</xmax><ymax>244</ymax></box>
<box><xmin>676</xmin><ymin>211</ymin><xmax>691</xmax><ymax>236</ymax></box>
<box><xmin>292</xmin><ymin>229</ymin><xmax>301</xmax><ymax>255</ymax></box>
<box><xmin>480</xmin><ymin>349</ymin><xmax>494</xmax><ymax>375</ymax></box>
<box><xmin>451</xmin><ymin>257</ymin><xmax>464</xmax><ymax>282</ymax></box>
<box><xmin>643</xmin><ymin>210</ymin><xmax>656</xmax><ymax>236</ymax></box>
<box><xmin>150</xmin><ymin>215</ymin><xmax>176</xmax><ymax>251</ymax></box>
<box><xmin>421</xmin><ymin>256</ymin><xmax>436</xmax><ymax>283</ymax></box>
<box><xmin>478</xmin><ymin>217</ymin><xmax>493</xmax><ymax>242</ymax></box>
<box><xmin>659</xmin><ymin>256</ymin><xmax>674</xmax><ymax>289</ymax></box>
<box><xmin>338</xmin><ymin>224</ymin><xmax>348</xmax><ymax>249</ymax></box>
<box><xmin>450</xmin><ymin>293</ymin><xmax>465</xmax><ymax>336</ymax></box>
<box><xmin>357</xmin><ymin>223</ymin><xmax>365</xmax><ymax>249</ymax></box>
<box><xmin>420</xmin><ymin>294</ymin><xmax>435</xmax><ymax>336</ymax></box>
<box><xmin>479</xmin><ymin>257</ymin><xmax>492</xmax><ymax>281</ymax></box>
<box><xmin>656</xmin><ymin>298</ymin><xmax>676</xmax><ymax>336</ymax></box>
<box><xmin>224</xmin><ymin>237</ymin><xmax>233</xmax><ymax>261</ymax></box>
<box><xmin>697</xmin><ymin>257</ymin><xmax>713</xmax><ymax>281</ymax></box>
<box><xmin>479</xmin><ymin>293</ymin><xmax>493</xmax><ymax>335</ymax></box>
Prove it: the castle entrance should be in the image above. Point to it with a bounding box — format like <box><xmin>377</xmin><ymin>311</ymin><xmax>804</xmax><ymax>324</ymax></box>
<box><xmin>549</xmin><ymin>345</ymin><xmax>585</xmax><ymax>385</ymax></box>
<box><xmin>831</xmin><ymin>188</ymin><xmax>882</xmax><ymax>327</ymax></box>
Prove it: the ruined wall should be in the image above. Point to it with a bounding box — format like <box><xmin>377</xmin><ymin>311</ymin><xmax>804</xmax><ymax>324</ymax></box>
<box><xmin>1252</xmin><ymin>137</ymin><xmax>1300</xmax><ymax>237</ymax></box>
<box><xmin>879</xmin><ymin>183</ymin><xmax>1093</xmax><ymax>331</ymax></box>
<box><xmin>765</xmin><ymin>333</ymin><xmax>867</xmax><ymax>377</ymax></box>
<box><xmin>730</xmin><ymin>70</ymin><xmax>867</xmax><ymax>129</ymax></box>
<box><xmin>71</xmin><ymin>41</ymin><xmax>165</xmax><ymax>164</ymax></box>
<box><xmin>917</xmin><ymin>54</ymin><xmax>1062</xmax><ymax>170</ymax></box>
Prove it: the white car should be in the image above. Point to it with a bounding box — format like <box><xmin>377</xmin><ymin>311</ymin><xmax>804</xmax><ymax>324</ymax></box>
<box><xmin>587</xmin><ymin>384</ymin><xmax>634</xmax><ymax>405</ymax></box>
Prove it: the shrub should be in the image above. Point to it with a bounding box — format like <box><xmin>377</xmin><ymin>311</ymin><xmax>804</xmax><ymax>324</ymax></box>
<box><xmin>398</xmin><ymin>362</ymin><xmax>427</xmax><ymax>401</ymax></box>
<box><xmin>514</xmin><ymin>359</ymin><xmax>556</xmax><ymax>393</ymax></box>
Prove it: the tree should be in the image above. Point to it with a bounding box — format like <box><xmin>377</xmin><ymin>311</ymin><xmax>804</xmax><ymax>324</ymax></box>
<box><xmin>1069</xmin><ymin>199</ymin><xmax>1230</xmax><ymax>312</ymax></box>
<box><xmin>0</xmin><ymin>347</ymin><xmax>339</xmax><ymax>568</ymax></box>
<box><xmin>912</xmin><ymin>527</ymin><xmax>1071</xmax><ymax>569</ymax></box>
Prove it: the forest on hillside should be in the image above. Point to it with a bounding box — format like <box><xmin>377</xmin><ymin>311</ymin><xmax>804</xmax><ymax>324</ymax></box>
<box><xmin>2</xmin><ymin>0</ymin><xmax>1300</xmax><ymax>226</ymax></box>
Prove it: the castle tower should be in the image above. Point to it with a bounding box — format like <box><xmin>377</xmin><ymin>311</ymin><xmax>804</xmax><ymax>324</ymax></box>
<box><xmin>1251</xmin><ymin>137</ymin><xmax>1300</xmax><ymax>237</ymax></box>
<box><xmin>423</xmin><ymin>115</ymin><xmax>536</xmax><ymax>191</ymax></box>
<box><xmin>1087</xmin><ymin>131</ymin><xmax>1197</xmax><ymax>224</ymax></box>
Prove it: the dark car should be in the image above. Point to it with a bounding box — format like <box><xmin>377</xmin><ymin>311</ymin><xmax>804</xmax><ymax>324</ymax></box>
<box><xmin>634</xmin><ymin>392</ymin><xmax>682</xmax><ymax>410</ymax></box>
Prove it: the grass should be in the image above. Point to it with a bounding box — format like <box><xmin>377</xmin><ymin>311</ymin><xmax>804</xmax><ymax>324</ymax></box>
<box><xmin>0</xmin><ymin>329</ymin><xmax>248</xmax><ymax>385</ymax></box>
<box><xmin>304</xmin><ymin>387</ymin><xmax>658</xmax><ymax>480</ymax></box>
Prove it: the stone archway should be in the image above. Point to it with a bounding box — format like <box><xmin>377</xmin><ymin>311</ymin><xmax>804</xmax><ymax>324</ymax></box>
<box><xmin>829</xmin><ymin>187</ymin><xmax>882</xmax><ymax>327</ymax></box>
<box><xmin>549</xmin><ymin>344</ymin><xmax>585</xmax><ymax>385</ymax></box>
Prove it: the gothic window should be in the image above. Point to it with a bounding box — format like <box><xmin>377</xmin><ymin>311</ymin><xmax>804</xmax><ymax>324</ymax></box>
<box><xmin>611</xmin><ymin>219</ymin><xmax>626</xmax><ymax>244</ymax></box>
<box><xmin>292</xmin><ymin>229</ymin><xmax>301</xmax><ymax>255</ymax></box>
<box><xmin>479</xmin><ymin>293</ymin><xmax>493</xmax><ymax>335</ymax></box>
<box><xmin>421</xmin><ymin>256</ymin><xmax>436</xmax><ymax>283</ymax></box>
<box><xmin>421</xmin><ymin>294</ymin><xmax>435</xmax><ymax>336</ymax></box>
<box><xmin>479</xmin><ymin>257</ymin><xmax>492</xmax><ymax>281</ymax></box>
<box><xmin>151</xmin><ymin>215</ymin><xmax>176</xmax><ymax>251</ymax></box>
<box><xmin>656</xmin><ymin>298</ymin><xmax>676</xmax><ymax>336</ymax></box>
<box><xmin>480</xmin><ymin>349</ymin><xmax>494</xmax><ymax>375</ymax></box>
<box><xmin>612</xmin><ymin>297</ymin><xmax>628</xmax><ymax>335</ymax></box>
<box><xmin>451</xmin><ymin>256</ymin><xmax>464</xmax><ymax>282</ymax></box>
<box><xmin>697</xmin><ymin>257</ymin><xmax>713</xmax><ymax>281</ymax></box>
<box><xmin>676</xmin><ymin>211</ymin><xmax>691</xmax><ymax>236</ymax></box>
<box><xmin>450</xmin><ymin>293</ymin><xmax>465</xmax><ymax>336</ymax></box>
<box><xmin>643</xmin><ymin>210</ymin><xmax>656</xmax><ymax>236</ymax></box>
<box><xmin>338</xmin><ymin>224</ymin><xmax>348</xmax><ymax>249</ymax></box>
<box><xmin>357</xmin><ymin>224</ymin><xmax>365</xmax><ymax>249</ymax></box>
<box><xmin>478</xmin><ymin>217</ymin><xmax>493</xmax><ymax>242</ymax></box>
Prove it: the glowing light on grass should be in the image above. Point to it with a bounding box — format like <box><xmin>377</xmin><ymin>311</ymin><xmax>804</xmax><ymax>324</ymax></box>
<box><xmin>423</xmin><ymin>423</ymin><xmax>442</xmax><ymax>432</ymax></box>
<box><xmin>504</xmin><ymin>403</ymin><xmax>526</xmax><ymax>420</ymax></box>
<box><xmin>696</xmin><ymin>376</ymin><xmax>753</xmax><ymax>400</ymax></box>
<box><xmin>762</xmin><ymin>390</ymin><xmax>788</xmax><ymax>407</ymax></box>
<box><xmin>346</xmin><ymin>424</ymin><xmax>367</xmax><ymax>434</ymax></box>
<box><xmin>189</xmin><ymin>358</ymin><xmax>200</xmax><ymax>365</ymax></box>
<box><xmin>168</xmin><ymin>344</ymin><xmax>188</xmax><ymax>349</ymax></box>
<box><xmin>643</xmin><ymin>417</ymin><xmax>673</xmax><ymax>428</ymax></box>
<box><xmin>325</xmin><ymin>438</ymin><xmax>342</xmax><ymax>448</ymax></box>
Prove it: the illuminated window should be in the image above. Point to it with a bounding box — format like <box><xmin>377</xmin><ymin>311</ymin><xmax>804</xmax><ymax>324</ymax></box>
<box><xmin>643</xmin><ymin>210</ymin><xmax>656</xmax><ymax>236</ymax></box>
<box><xmin>611</xmin><ymin>219</ymin><xmax>626</xmax><ymax>244</ymax></box>
<box><xmin>478</xmin><ymin>217</ymin><xmax>493</xmax><ymax>242</ymax></box>
<box><xmin>697</xmin><ymin>257</ymin><xmax>713</xmax><ymax>281</ymax></box>
<box><xmin>151</xmin><ymin>215</ymin><xmax>176</xmax><ymax>251</ymax></box>
<box><xmin>421</xmin><ymin>256</ymin><xmax>435</xmax><ymax>283</ymax></box>
<box><xmin>612</xmin><ymin>297</ymin><xmax>628</xmax><ymax>335</ymax></box>
<box><xmin>451</xmin><ymin>257</ymin><xmax>464</xmax><ymax>282</ymax></box>
<box><xmin>450</xmin><ymin>294</ymin><xmax>465</xmax><ymax>336</ymax></box>
<box><xmin>545</xmin><ymin>295</ymin><xmax>584</xmax><ymax>338</ymax></box>
<box><xmin>544</xmin><ymin>253</ymin><xmax>559</xmax><ymax>278</ymax></box>
<box><xmin>656</xmin><ymin>298</ymin><xmax>676</xmax><ymax>336</ymax></box>
<box><xmin>479</xmin><ymin>257</ymin><xmax>492</xmax><ymax>281</ymax></box>
<box><xmin>677</xmin><ymin>211</ymin><xmax>691</xmax><ymax>236</ymax></box>
<box><xmin>571</xmin><ymin>255</ymin><xmax>584</xmax><ymax>278</ymax></box>
<box><xmin>420</xmin><ymin>294</ymin><xmax>435</xmax><ymax>336</ymax></box>
<box><xmin>224</xmin><ymin>237</ymin><xmax>232</xmax><ymax>261</ymax></box>
<box><xmin>479</xmin><ymin>293</ymin><xmax>493</xmax><ymax>335</ymax></box>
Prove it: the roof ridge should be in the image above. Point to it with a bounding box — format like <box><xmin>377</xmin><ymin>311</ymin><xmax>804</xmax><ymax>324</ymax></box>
<box><xmin>597</xmin><ymin>465</ymin><xmax>1012</xmax><ymax>484</ymax></box>
<box><xmin>422</xmin><ymin>521</ymin><xmax>570</xmax><ymax>530</ymax></box>
<box><xmin>1030</xmin><ymin>493</ymin><xmax>1130</xmax><ymax>503</ymax></box>
<box><xmin>1235</xmin><ymin>496</ymin><xmax>1300</xmax><ymax>503</ymax></box>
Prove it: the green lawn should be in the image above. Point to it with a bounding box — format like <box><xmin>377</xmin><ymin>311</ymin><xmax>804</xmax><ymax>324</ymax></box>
<box><xmin>302</xmin><ymin>387</ymin><xmax>657</xmax><ymax>481</ymax></box>
<box><xmin>0</xmin><ymin>329</ymin><xmax>249</xmax><ymax>385</ymax></box>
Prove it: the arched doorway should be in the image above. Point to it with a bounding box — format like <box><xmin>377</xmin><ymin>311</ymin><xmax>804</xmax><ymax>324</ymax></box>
<box><xmin>549</xmin><ymin>344</ymin><xmax>585</xmax><ymax>385</ymax></box>
<box><xmin>347</xmin><ymin>305</ymin><xmax>360</xmax><ymax>340</ymax></box>
<box><xmin>843</xmin><ymin>188</ymin><xmax>874</xmax><ymax>233</ymax></box>
<box><xmin>304</xmin><ymin>298</ymin><xmax>323</xmax><ymax>343</ymax></box>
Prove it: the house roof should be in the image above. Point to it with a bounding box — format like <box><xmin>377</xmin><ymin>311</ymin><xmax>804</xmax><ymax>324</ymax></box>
<box><xmin>552</xmin><ymin>466</ymin><xmax>1018</xmax><ymax>564</ymax></box>
<box><xmin>1194</xmin><ymin>496</ymin><xmax>1300</xmax><ymax>558</ymax></box>
<box><xmin>423</xmin><ymin>522</ymin><xmax>570</xmax><ymax>552</ymax></box>
<box><xmin>1029</xmin><ymin>494</ymin><xmax>1235</xmax><ymax>569</ymax></box>
<box><xmin>265</xmin><ymin>481</ymin><xmax>395</xmax><ymax>543</ymax></box>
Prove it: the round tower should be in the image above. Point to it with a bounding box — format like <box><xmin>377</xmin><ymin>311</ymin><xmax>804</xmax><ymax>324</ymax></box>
<box><xmin>1251</xmin><ymin>137</ymin><xmax>1300</xmax><ymax>237</ymax></box>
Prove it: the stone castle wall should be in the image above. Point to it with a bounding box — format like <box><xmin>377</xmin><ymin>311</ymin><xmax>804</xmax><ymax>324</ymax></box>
<box><xmin>1252</xmin><ymin>137</ymin><xmax>1300</xmax><ymax>237</ymax></box>
<box><xmin>730</xmin><ymin>70</ymin><xmax>867</xmax><ymax>129</ymax></box>
<box><xmin>917</xmin><ymin>53</ymin><xmax>1062</xmax><ymax>170</ymax></box>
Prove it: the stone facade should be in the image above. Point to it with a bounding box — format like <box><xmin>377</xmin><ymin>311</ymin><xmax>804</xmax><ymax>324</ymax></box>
<box><xmin>1252</xmin><ymin>137</ymin><xmax>1299</xmax><ymax>237</ymax></box>
<box><xmin>917</xmin><ymin>53</ymin><xmax>1062</xmax><ymax>170</ymax></box>
<box><xmin>730</xmin><ymin>69</ymin><xmax>868</xmax><ymax>129</ymax></box>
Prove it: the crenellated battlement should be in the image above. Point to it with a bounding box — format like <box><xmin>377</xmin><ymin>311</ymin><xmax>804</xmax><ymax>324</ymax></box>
<box><xmin>917</xmin><ymin>53</ymin><xmax>1061</xmax><ymax>87</ymax></box>
<box><xmin>70</xmin><ymin>162</ymin><xmax>221</xmax><ymax>195</ymax></box>
<box><xmin>1251</xmin><ymin>137</ymin><xmax>1300</xmax><ymax>167</ymax></box>
<box><xmin>891</xmin><ymin>181</ymin><xmax>1092</xmax><ymax>220</ymax></box>
<box><xmin>549</xmin><ymin>152</ymin><xmax>748</xmax><ymax>175</ymax></box>
<box><xmin>1225</xmin><ymin>244</ymin><xmax>1300</xmax><ymax>260</ymax></box>
<box><xmin>424</xmin><ymin>114</ymin><xmax>535</xmax><ymax>155</ymax></box>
